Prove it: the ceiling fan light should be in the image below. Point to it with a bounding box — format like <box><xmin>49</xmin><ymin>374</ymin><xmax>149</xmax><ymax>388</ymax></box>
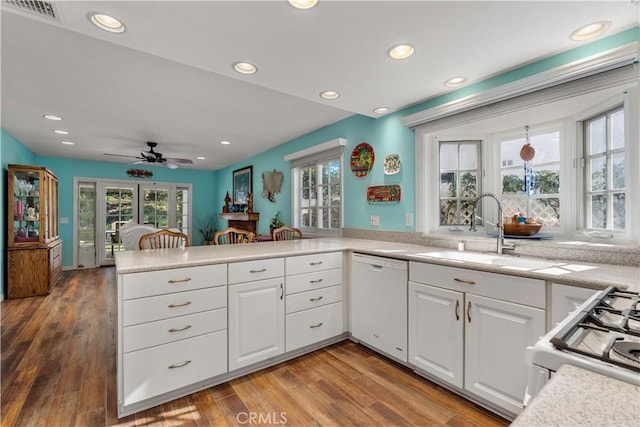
<box><xmin>89</xmin><ymin>12</ymin><xmax>126</xmax><ymax>33</ymax></box>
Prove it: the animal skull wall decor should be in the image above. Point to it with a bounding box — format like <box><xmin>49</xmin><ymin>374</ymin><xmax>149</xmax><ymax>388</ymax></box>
<box><xmin>262</xmin><ymin>169</ymin><xmax>284</xmax><ymax>203</ymax></box>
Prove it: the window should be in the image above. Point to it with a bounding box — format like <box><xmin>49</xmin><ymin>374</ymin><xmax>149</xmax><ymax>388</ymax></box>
<box><xmin>287</xmin><ymin>138</ymin><xmax>345</xmax><ymax>236</ymax></box>
<box><xmin>296</xmin><ymin>158</ymin><xmax>341</xmax><ymax>232</ymax></box>
<box><xmin>583</xmin><ymin>106</ymin><xmax>625</xmax><ymax>231</ymax></box>
<box><xmin>439</xmin><ymin>141</ymin><xmax>481</xmax><ymax>226</ymax></box>
<box><xmin>500</xmin><ymin>129</ymin><xmax>561</xmax><ymax>228</ymax></box>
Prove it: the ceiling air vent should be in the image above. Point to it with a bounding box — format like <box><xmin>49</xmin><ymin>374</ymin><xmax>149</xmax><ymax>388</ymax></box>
<box><xmin>2</xmin><ymin>0</ymin><xmax>61</xmax><ymax>21</ymax></box>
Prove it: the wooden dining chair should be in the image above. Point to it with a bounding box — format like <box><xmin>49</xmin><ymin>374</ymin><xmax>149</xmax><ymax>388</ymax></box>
<box><xmin>271</xmin><ymin>226</ymin><xmax>303</xmax><ymax>241</ymax></box>
<box><xmin>213</xmin><ymin>227</ymin><xmax>255</xmax><ymax>245</ymax></box>
<box><xmin>139</xmin><ymin>229</ymin><xmax>190</xmax><ymax>249</ymax></box>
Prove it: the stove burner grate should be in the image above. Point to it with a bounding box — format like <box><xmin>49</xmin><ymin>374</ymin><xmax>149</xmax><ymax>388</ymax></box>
<box><xmin>612</xmin><ymin>341</ymin><xmax>640</xmax><ymax>363</ymax></box>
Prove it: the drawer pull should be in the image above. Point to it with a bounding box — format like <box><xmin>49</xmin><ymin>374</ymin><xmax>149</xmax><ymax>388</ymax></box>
<box><xmin>310</xmin><ymin>278</ymin><xmax>324</xmax><ymax>284</ymax></box>
<box><xmin>454</xmin><ymin>278</ymin><xmax>476</xmax><ymax>285</ymax></box>
<box><xmin>395</xmin><ymin>347</ymin><xmax>403</xmax><ymax>352</ymax></box>
<box><xmin>309</xmin><ymin>261</ymin><xmax>324</xmax><ymax>266</ymax></box>
<box><xmin>168</xmin><ymin>301</ymin><xmax>192</xmax><ymax>308</ymax></box>
<box><xmin>280</xmin><ymin>283</ymin><xmax>284</xmax><ymax>300</ymax></box>
<box><xmin>169</xmin><ymin>325</ymin><xmax>192</xmax><ymax>333</ymax></box>
<box><xmin>467</xmin><ymin>301</ymin><xmax>472</xmax><ymax>323</ymax></box>
<box><xmin>309</xmin><ymin>322</ymin><xmax>323</xmax><ymax>329</ymax></box>
<box><xmin>168</xmin><ymin>360</ymin><xmax>192</xmax><ymax>369</ymax></box>
<box><xmin>250</xmin><ymin>268</ymin><xmax>267</xmax><ymax>273</ymax></box>
<box><xmin>455</xmin><ymin>299</ymin><xmax>460</xmax><ymax>321</ymax></box>
<box><xmin>168</xmin><ymin>277</ymin><xmax>192</xmax><ymax>284</ymax></box>
<box><xmin>310</xmin><ymin>296</ymin><xmax>324</xmax><ymax>302</ymax></box>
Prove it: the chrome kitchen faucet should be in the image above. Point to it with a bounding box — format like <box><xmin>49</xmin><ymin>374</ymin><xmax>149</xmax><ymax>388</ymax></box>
<box><xmin>469</xmin><ymin>192</ymin><xmax>516</xmax><ymax>255</ymax></box>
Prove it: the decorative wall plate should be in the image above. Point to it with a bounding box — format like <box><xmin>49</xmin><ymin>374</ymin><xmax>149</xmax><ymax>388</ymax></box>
<box><xmin>383</xmin><ymin>154</ymin><xmax>401</xmax><ymax>175</ymax></box>
<box><xmin>351</xmin><ymin>142</ymin><xmax>375</xmax><ymax>177</ymax></box>
<box><xmin>367</xmin><ymin>185</ymin><xmax>401</xmax><ymax>204</ymax></box>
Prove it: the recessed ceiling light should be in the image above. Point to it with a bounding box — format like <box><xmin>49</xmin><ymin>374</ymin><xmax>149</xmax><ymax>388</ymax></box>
<box><xmin>60</xmin><ymin>141</ymin><xmax>74</xmax><ymax>145</ymax></box>
<box><xmin>444</xmin><ymin>76</ymin><xmax>468</xmax><ymax>88</ymax></box>
<box><xmin>220</xmin><ymin>140</ymin><xmax>232</xmax><ymax>145</ymax></box>
<box><xmin>387</xmin><ymin>44</ymin><xmax>414</xmax><ymax>60</ymax></box>
<box><xmin>320</xmin><ymin>90</ymin><xmax>340</xmax><ymax>100</ymax></box>
<box><xmin>43</xmin><ymin>114</ymin><xmax>62</xmax><ymax>121</ymax></box>
<box><xmin>88</xmin><ymin>12</ymin><xmax>126</xmax><ymax>33</ymax></box>
<box><xmin>232</xmin><ymin>62</ymin><xmax>258</xmax><ymax>75</ymax></box>
<box><xmin>53</xmin><ymin>129</ymin><xmax>69</xmax><ymax>135</ymax></box>
<box><xmin>570</xmin><ymin>21</ymin><xmax>611</xmax><ymax>41</ymax></box>
<box><xmin>197</xmin><ymin>156</ymin><xmax>206</xmax><ymax>160</ymax></box>
<box><xmin>373</xmin><ymin>107</ymin><xmax>390</xmax><ymax>114</ymax></box>
<box><xmin>288</xmin><ymin>0</ymin><xmax>318</xmax><ymax>10</ymax></box>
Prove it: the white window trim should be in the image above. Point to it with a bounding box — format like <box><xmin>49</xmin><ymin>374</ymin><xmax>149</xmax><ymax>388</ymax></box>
<box><xmin>414</xmin><ymin>65</ymin><xmax>639</xmax><ymax>245</ymax></box>
<box><xmin>286</xmin><ymin>138</ymin><xmax>346</xmax><ymax>237</ymax></box>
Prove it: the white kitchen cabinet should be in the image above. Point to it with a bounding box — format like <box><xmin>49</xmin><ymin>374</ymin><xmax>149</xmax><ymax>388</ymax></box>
<box><xmin>285</xmin><ymin>252</ymin><xmax>344</xmax><ymax>352</ymax></box>
<box><xmin>118</xmin><ymin>264</ymin><xmax>228</xmax><ymax>416</ymax></box>
<box><xmin>351</xmin><ymin>253</ymin><xmax>408</xmax><ymax>362</ymax></box>
<box><xmin>464</xmin><ymin>293</ymin><xmax>545</xmax><ymax>415</ymax></box>
<box><xmin>229</xmin><ymin>274</ymin><xmax>285</xmax><ymax>371</ymax></box>
<box><xmin>409</xmin><ymin>261</ymin><xmax>545</xmax><ymax>416</ymax></box>
<box><xmin>408</xmin><ymin>282</ymin><xmax>463</xmax><ymax>388</ymax></box>
<box><xmin>550</xmin><ymin>283</ymin><xmax>597</xmax><ymax>328</ymax></box>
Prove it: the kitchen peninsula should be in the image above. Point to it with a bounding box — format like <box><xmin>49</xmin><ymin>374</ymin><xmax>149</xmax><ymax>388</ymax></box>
<box><xmin>115</xmin><ymin>237</ymin><xmax>639</xmax><ymax>419</ymax></box>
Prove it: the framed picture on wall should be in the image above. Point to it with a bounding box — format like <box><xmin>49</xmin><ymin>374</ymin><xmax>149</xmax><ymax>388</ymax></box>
<box><xmin>232</xmin><ymin>165</ymin><xmax>252</xmax><ymax>205</ymax></box>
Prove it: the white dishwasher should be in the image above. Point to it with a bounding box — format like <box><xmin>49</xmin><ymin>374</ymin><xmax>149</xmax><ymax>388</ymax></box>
<box><xmin>350</xmin><ymin>253</ymin><xmax>408</xmax><ymax>362</ymax></box>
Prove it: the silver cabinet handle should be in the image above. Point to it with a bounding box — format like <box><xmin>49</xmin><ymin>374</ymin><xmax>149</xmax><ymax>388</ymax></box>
<box><xmin>168</xmin><ymin>277</ymin><xmax>191</xmax><ymax>284</ymax></box>
<box><xmin>250</xmin><ymin>268</ymin><xmax>267</xmax><ymax>273</ymax></box>
<box><xmin>280</xmin><ymin>283</ymin><xmax>284</xmax><ymax>300</ymax></box>
<box><xmin>455</xmin><ymin>299</ymin><xmax>460</xmax><ymax>321</ymax></box>
<box><xmin>310</xmin><ymin>296</ymin><xmax>323</xmax><ymax>302</ymax></box>
<box><xmin>309</xmin><ymin>261</ymin><xmax>324</xmax><ymax>266</ymax></box>
<box><xmin>395</xmin><ymin>347</ymin><xmax>403</xmax><ymax>352</ymax></box>
<box><xmin>454</xmin><ymin>278</ymin><xmax>476</xmax><ymax>285</ymax></box>
<box><xmin>309</xmin><ymin>322</ymin><xmax>323</xmax><ymax>329</ymax></box>
<box><xmin>169</xmin><ymin>325</ymin><xmax>192</xmax><ymax>333</ymax></box>
<box><xmin>467</xmin><ymin>301</ymin><xmax>472</xmax><ymax>323</ymax></box>
<box><xmin>310</xmin><ymin>278</ymin><xmax>324</xmax><ymax>284</ymax></box>
<box><xmin>168</xmin><ymin>301</ymin><xmax>192</xmax><ymax>308</ymax></box>
<box><xmin>168</xmin><ymin>360</ymin><xmax>191</xmax><ymax>369</ymax></box>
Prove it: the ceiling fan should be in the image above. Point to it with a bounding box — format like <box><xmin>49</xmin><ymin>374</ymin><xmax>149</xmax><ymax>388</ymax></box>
<box><xmin>104</xmin><ymin>142</ymin><xmax>193</xmax><ymax>169</ymax></box>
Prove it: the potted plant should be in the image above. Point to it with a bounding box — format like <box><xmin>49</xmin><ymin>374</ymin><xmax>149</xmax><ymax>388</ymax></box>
<box><xmin>197</xmin><ymin>214</ymin><xmax>216</xmax><ymax>245</ymax></box>
<box><xmin>269</xmin><ymin>211</ymin><xmax>285</xmax><ymax>232</ymax></box>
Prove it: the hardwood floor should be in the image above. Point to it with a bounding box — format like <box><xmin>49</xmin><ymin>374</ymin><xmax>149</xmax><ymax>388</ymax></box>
<box><xmin>1</xmin><ymin>267</ymin><xmax>509</xmax><ymax>427</ymax></box>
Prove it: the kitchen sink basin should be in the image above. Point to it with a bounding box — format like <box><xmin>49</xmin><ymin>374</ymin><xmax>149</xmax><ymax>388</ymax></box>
<box><xmin>414</xmin><ymin>251</ymin><xmax>558</xmax><ymax>270</ymax></box>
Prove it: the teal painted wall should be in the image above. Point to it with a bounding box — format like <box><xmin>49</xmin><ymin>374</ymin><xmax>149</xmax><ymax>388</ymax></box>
<box><xmin>1</xmin><ymin>129</ymin><xmax>37</xmax><ymax>299</ymax></box>
<box><xmin>38</xmin><ymin>156</ymin><xmax>217</xmax><ymax>267</ymax></box>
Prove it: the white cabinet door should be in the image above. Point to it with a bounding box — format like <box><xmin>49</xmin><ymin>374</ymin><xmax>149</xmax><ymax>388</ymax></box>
<box><xmin>229</xmin><ymin>277</ymin><xmax>285</xmax><ymax>371</ymax></box>
<box><xmin>408</xmin><ymin>282</ymin><xmax>463</xmax><ymax>388</ymax></box>
<box><xmin>551</xmin><ymin>283</ymin><xmax>597</xmax><ymax>328</ymax></box>
<box><xmin>351</xmin><ymin>255</ymin><xmax>408</xmax><ymax>362</ymax></box>
<box><xmin>464</xmin><ymin>294</ymin><xmax>545</xmax><ymax>415</ymax></box>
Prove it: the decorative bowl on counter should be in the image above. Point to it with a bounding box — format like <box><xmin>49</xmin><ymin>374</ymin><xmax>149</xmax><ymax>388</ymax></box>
<box><xmin>503</xmin><ymin>222</ymin><xmax>542</xmax><ymax>236</ymax></box>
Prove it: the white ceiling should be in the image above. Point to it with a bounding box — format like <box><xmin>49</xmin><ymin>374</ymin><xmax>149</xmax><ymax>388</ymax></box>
<box><xmin>1</xmin><ymin>1</ymin><xmax>638</xmax><ymax>170</ymax></box>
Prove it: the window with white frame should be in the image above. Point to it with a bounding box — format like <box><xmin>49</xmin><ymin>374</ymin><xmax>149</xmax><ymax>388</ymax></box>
<box><xmin>439</xmin><ymin>141</ymin><xmax>481</xmax><ymax>226</ymax></box>
<box><xmin>414</xmin><ymin>65</ymin><xmax>638</xmax><ymax>243</ymax></box>
<box><xmin>583</xmin><ymin>106</ymin><xmax>626</xmax><ymax>232</ymax></box>
<box><xmin>287</xmin><ymin>138</ymin><xmax>345</xmax><ymax>236</ymax></box>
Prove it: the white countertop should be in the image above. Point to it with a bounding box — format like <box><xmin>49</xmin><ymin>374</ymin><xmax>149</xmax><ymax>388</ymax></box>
<box><xmin>115</xmin><ymin>237</ymin><xmax>640</xmax><ymax>292</ymax></box>
<box><xmin>511</xmin><ymin>364</ymin><xmax>640</xmax><ymax>427</ymax></box>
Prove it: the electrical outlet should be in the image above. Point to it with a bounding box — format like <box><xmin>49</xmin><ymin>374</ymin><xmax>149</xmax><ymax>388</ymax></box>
<box><xmin>370</xmin><ymin>215</ymin><xmax>379</xmax><ymax>226</ymax></box>
<box><xmin>405</xmin><ymin>213</ymin><xmax>413</xmax><ymax>226</ymax></box>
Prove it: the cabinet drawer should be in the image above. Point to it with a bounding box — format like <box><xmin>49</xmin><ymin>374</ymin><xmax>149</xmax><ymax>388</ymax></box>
<box><xmin>286</xmin><ymin>302</ymin><xmax>344</xmax><ymax>352</ymax></box>
<box><xmin>123</xmin><ymin>264</ymin><xmax>226</xmax><ymax>300</ymax></box>
<box><xmin>409</xmin><ymin>261</ymin><xmax>545</xmax><ymax>308</ymax></box>
<box><xmin>123</xmin><ymin>308</ymin><xmax>227</xmax><ymax>353</ymax></box>
<box><xmin>123</xmin><ymin>330</ymin><xmax>227</xmax><ymax>406</ymax></box>
<box><xmin>286</xmin><ymin>285</ymin><xmax>342</xmax><ymax>314</ymax></box>
<box><xmin>286</xmin><ymin>268</ymin><xmax>342</xmax><ymax>295</ymax></box>
<box><xmin>123</xmin><ymin>286</ymin><xmax>226</xmax><ymax>326</ymax></box>
<box><xmin>286</xmin><ymin>252</ymin><xmax>342</xmax><ymax>276</ymax></box>
<box><xmin>228</xmin><ymin>258</ymin><xmax>284</xmax><ymax>284</ymax></box>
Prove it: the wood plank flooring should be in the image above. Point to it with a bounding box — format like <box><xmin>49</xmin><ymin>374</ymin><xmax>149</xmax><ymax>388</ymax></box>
<box><xmin>1</xmin><ymin>267</ymin><xmax>509</xmax><ymax>427</ymax></box>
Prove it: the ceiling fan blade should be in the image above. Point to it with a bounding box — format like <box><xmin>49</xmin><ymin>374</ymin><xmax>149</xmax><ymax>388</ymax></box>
<box><xmin>104</xmin><ymin>153</ymin><xmax>143</xmax><ymax>159</ymax></box>
<box><xmin>128</xmin><ymin>160</ymin><xmax>145</xmax><ymax>165</ymax></box>
<box><xmin>165</xmin><ymin>158</ymin><xmax>193</xmax><ymax>164</ymax></box>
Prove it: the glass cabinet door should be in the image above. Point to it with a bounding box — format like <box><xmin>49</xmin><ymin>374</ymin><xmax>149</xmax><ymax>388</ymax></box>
<box><xmin>10</xmin><ymin>168</ymin><xmax>43</xmax><ymax>246</ymax></box>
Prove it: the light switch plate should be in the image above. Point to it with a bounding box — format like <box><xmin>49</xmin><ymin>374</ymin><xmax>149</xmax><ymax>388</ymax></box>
<box><xmin>370</xmin><ymin>215</ymin><xmax>379</xmax><ymax>226</ymax></box>
<box><xmin>405</xmin><ymin>213</ymin><xmax>413</xmax><ymax>226</ymax></box>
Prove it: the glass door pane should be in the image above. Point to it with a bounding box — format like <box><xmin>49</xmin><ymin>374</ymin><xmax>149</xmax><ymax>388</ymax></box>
<box><xmin>78</xmin><ymin>182</ymin><xmax>96</xmax><ymax>268</ymax></box>
<box><xmin>104</xmin><ymin>185</ymin><xmax>136</xmax><ymax>263</ymax></box>
<box><xmin>141</xmin><ymin>186</ymin><xmax>170</xmax><ymax>228</ymax></box>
